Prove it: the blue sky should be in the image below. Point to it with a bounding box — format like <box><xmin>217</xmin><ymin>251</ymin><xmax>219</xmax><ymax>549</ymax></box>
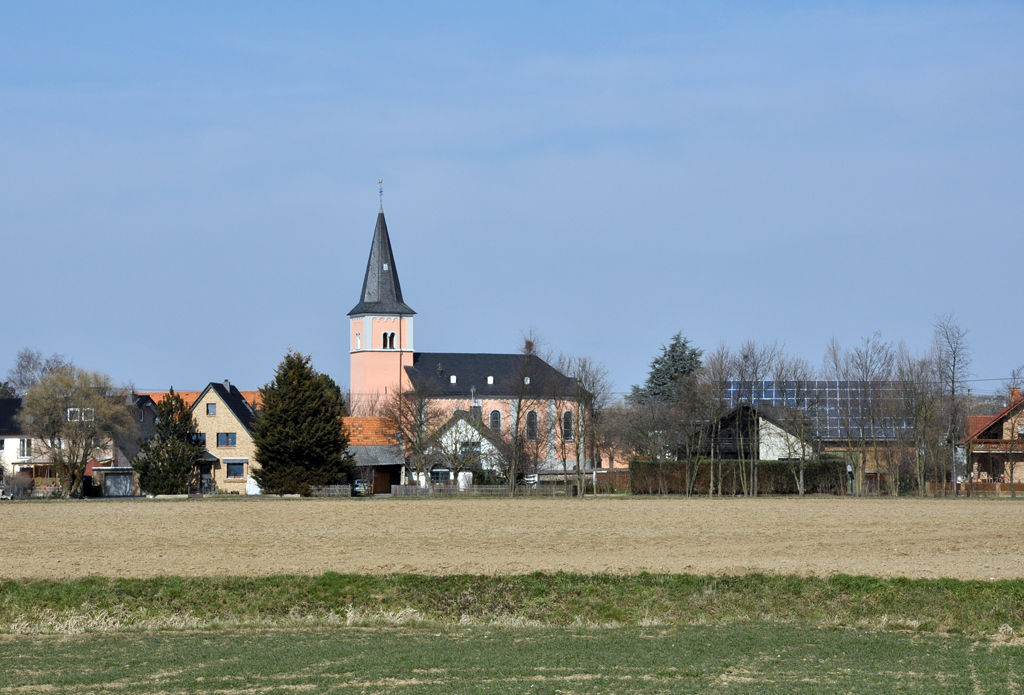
<box><xmin>2</xmin><ymin>2</ymin><xmax>1022</xmax><ymax>396</ymax></box>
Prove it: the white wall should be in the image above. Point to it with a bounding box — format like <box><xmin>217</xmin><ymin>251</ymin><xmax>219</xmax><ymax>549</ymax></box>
<box><xmin>758</xmin><ymin>418</ymin><xmax>809</xmax><ymax>461</ymax></box>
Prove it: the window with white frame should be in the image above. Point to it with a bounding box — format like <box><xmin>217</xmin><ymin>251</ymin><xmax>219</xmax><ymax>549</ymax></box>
<box><xmin>66</xmin><ymin>407</ymin><xmax>95</xmax><ymax>422</ymax></box>
<box><xmin>526</xmin><ymin>411</ymin><xmax>539</xmax><ymax>441</ymax></box>
<box><xmin>562</xmin><ymin>411</ymin><xmax>574</xmax><ymax>441</ymax></box>
<box><xmin>18</xmin><ymin>438</ymin><xmax>32</xmax><ymax>458</ymax></box>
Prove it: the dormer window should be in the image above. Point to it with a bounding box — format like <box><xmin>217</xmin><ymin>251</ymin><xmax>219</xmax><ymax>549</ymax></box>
<box><xmin>524</xmin><ymin>377</ymin><xmax>531</xmax><ymax>385</ymax></box>
<box><xmin>383</xmin><ymin>263</ymin><xmax>389</xmax><ymax>271</ymax></box>
<box><xmin>487</xmin><ymin>376</ymin><xmax>494</xmax><ymax>385</ymax></box>
<box><xmin>450</xmin><ymin>375</ymin><xmax>457</xmax><ymax>384</ymax></box>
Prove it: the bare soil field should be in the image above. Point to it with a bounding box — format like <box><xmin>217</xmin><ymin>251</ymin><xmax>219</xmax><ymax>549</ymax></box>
<box><xmin>1</xmin><ymin>496</ymin><xmax>1021</xmax><ymax>580</ymax></box>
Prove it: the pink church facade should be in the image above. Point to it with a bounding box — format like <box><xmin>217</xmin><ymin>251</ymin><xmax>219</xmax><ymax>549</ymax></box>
<box><xmin>347</xmin><ymin>207</ymin><xmax>590</xmax><ymax>477</ymax></box>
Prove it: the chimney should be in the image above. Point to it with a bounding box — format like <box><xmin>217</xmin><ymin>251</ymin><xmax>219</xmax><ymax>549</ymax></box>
<box><xmin>223</xmin><ymin>379</ymin><xmax>231</xmax><ymax>391</ymax></box>
<box><xmin>1012</xmin><ymin>387</ymin><xmax>1021</xmax><ymax>403</ymax></box>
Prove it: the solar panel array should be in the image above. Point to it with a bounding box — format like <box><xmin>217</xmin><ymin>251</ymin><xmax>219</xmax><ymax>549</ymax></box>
<box><xmin>722</xmin><ymin>380</ymin><xmax>911</xmax><ymax>441</ymax></box>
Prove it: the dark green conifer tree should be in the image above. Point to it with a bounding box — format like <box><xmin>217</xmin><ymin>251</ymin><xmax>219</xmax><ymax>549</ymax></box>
<box><xmin>133</xmin><ymin>388</ymin><xmax>201</xmax><ymax>495</ymax></box>
<box><xmin>253</xmin><ymin>351</ymin><xmax>353</xmax><ymax>495</ymax></box>
<box><xmin>630</xmin><ymin>332</ymin><xmax>703</xmax><ymax>404</ymax></box>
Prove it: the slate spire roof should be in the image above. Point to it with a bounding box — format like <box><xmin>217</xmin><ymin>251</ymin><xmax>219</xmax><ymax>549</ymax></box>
<box><xmin>348</xmin><ymin>208</ymin><xmax>415</xmax><ymax>316</ymax></box>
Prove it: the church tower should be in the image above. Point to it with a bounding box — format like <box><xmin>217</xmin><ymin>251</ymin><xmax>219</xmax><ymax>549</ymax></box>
<box><xmin>348</xmin><ymin>205</ymin><xmax>415</xmax><ymax>412</ymax></box>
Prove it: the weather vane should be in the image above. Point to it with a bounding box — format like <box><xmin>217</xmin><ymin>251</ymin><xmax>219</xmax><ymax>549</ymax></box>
<box><xmin>378</xmin><ymin>179</ymin><xmax>384</xmax><ymax>206</ymax></box>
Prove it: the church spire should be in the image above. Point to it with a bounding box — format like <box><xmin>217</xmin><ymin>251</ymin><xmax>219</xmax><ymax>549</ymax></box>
<box><xmin>348</xmin><ymin>207</ymin><xmax>415</xmax><ymax>316</ymax></box>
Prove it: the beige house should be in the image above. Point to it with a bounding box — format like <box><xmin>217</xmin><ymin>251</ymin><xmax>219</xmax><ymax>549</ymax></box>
<box><xmin>962</xmin><ymin>387</ymin><xmax>1024</xmax><ymax>483</ymax></box>
<box><xmin>190</xmin><ymin>381</ymin><xmax>259</xmax><ymax>494</ymax></box>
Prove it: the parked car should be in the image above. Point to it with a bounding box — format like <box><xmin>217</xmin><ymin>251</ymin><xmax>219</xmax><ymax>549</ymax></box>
<box><xmin>353</xmin><ymin>479</ymin><xmax>372</xmax><ymax>496</ymax></box>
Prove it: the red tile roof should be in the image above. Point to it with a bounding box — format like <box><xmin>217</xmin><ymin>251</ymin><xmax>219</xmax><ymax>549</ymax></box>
<box><xmin>961</xmin><ymin>395</ymin><xmax>1024</xmax><ymax>443</ymax></box>
<box><xmin>138</xmin><ymin>390</ymin><xmax>262</xmax><ymax>409</ymax></box>
<box><xmin>345</xmin><ymin>417</ymin><xmax>398</xmax><ymax>446</ymax></box>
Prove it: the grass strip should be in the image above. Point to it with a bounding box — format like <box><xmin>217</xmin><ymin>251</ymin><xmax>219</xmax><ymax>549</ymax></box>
<box><xmin>3</xmin><ymin>624</ymin><xmax>1022</xmax><ymax>694</ymax></box>
<box><xmin>1</xmin><ymin>572</ymin><xmax>1022</xmax><ymax>636</ymax></box>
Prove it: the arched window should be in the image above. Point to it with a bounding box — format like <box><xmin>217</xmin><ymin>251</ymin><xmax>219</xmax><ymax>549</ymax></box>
<box><xmin>562</xmin><ymin>411</ymin><xmax>574</xmax><ymax>441</ymax></box>
<box><xmin>382</xmin><ymin>332</ymin><xmax>396</xmax><ymax>349</ymax></box>
<box><xmin>489</xmin><ymin>410</ymin><xmax>501</xmax><ymax>432</ymax></box>
<box><xmin>525</xmin><ymin>410</ymin><xmax>539</xmax><ymax>441</ymax></box>
<box><xmin>390</xmin><ymin>332</ymin><xmax>396</xmax><ymax>349</ymax></box>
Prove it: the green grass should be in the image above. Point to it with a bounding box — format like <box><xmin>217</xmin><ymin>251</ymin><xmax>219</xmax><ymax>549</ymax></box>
<box><xmin>3</xmin><ymin>572</ymin><xmax>1023</xmax><ymax>636</ymax></box>
<box><xmin>1</xmin><ymin>624</ymin><xmax>1021</xmax><ymax>693</ymax></box>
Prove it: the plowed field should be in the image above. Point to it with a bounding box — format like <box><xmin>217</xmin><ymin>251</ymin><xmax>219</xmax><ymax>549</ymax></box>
<box><xmin>1</xmin><ymin>497</ymin><xmax>1021</xmax><ymax>579</ymax></box>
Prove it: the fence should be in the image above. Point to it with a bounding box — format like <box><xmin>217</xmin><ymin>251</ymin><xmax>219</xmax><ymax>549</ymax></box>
<box><xmin>310</xmin><ymin>484</ymin><xmax>352</xmax><ymax>498</ymax></box>
<box><xmin>391</xmin><ymin>484</ymin><xmax>576</xmax><ymax>498</ymax></box>
<box><xmin>926</xmin><ymin>482</ymin><xmax>1024</xmax><ymax>498</ymax></box>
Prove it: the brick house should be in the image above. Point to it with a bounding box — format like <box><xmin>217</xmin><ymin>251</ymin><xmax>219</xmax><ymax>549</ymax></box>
<box><xmin>961</xmin><ymin>387</ymin><xmax>1024</xmax><ymax>483</ymax></box>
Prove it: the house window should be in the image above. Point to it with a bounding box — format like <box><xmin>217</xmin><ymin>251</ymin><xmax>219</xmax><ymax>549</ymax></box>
<box><xmin>489</xmin><ymin>410</ymin><xmax>501</xmax><ymax>432</ymax></box>
<box><xmin>207</xmin><ymin>403</ymin><xmax>216</xmax><ymax>415</ymax></box>
<box><xmin>217</xmin><ymin>433</ymin><xmax>236</xmax><ymax>447</ymax></box>
<box><xmin>524</xmin><ymin>377</ymin><xmax>530</xmax><ymax>385</ymax></box>
<box><xmin>66</xmin><ymin>407</ymin><xmax>94</xmax><ymax>422</ymax></box>
<box><xmin>430</xmin><ymin>469</ymin><xmax>451</xmax><ymax>484</ymax></box>
<box><xmin>226</xmin><ymin>463</ymin><xmax>245</xmax><ymax>479</ymax></box>
<box><xmin>19</xmin><ymin>438</ymin><xmax>32</xmax><ymax>458</ymax></box>
<box><xmin>450</xmin><ymin>375</ymin><xmax>457</xmax><ymax>384</ymax></box>
<box><xmin>487</xmin><ymin>376</ymin><xmax>494</xmax><ymax>385</ymax></box>
<box><xmin>1018</xmin><ymin>425</ymin><xmax>1024</xmax><ymax>438</ymax></box>
<box><xmin>355</xmin><ymin>332</ymin><xmax>361</xmax><ymax>349</ymax></box>
<box><xmin>562</xmin><ymin>411</ymin><xmax>574</xmax><ymax>441</ymax></box>
<box><xmin>193</xmin><ymin>433</ymin><xmax>207</xmax><ymax>447</ymax></box>
<box><xmin>0</xmin><ymin>439</ymin><xmax>4</xmax><ymax>451</ymax></box>
<box><xmin>526</xmin><ymin>411</ymin><xmax>539</xmax><ymax>441</ymax></box>
<box><xmin>390</xmin><ymin>332</ymin><xmax>396</xmax><ymax>349</ymax></box>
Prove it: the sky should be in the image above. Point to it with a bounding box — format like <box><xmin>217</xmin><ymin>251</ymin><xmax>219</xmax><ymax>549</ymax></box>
<box><xmin>1</xmin><ymin>2</ymin><xmax>1022</xmax><ymax>397</ymax></box>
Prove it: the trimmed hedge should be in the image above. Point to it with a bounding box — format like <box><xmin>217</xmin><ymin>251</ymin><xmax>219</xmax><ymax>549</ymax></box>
<box><xmin>630</xmin><ymin>458</ymin><xmax>846</xmax><ymax>495</ymax></box>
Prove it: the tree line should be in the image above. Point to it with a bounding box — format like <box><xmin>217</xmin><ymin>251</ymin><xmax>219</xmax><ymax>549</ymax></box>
<box><xmin>608</xmin><ymin>314</ymin><xmax>1014</xmax><ymax>497</ymax></box>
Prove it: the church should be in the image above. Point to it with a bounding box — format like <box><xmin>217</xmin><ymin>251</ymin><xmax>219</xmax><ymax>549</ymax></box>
<box><xmin>347</xmin><ymin>204</ymin><xmax>588</xmax><ymax>485</ymax></box>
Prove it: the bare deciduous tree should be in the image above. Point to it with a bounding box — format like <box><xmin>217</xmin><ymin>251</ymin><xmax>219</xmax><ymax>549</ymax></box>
<box><xmin>933</xmin><ymin>314</ymin><xmax>971</xmax><ymax>497</ymax></box>
<box><xmin>1000</xmin><ymin>364</ymin><xmax>1024</xmax><ymax>497</ymax></box>
<box><xmin>769</xmin><ymin>354</ymin><xmax>821</xmax><ymax>496</ymax></box>
<box><xmin>7</xmin><ymin>348</ymin><xmax>72</xmax><ymax>396</ymax></box>
<box><xmin>379</xmin><ymin>385</ymin><xmax>445</xmax><ymax>488</ymax></box>
<box><xmin>20</xmin><ymin>366</ymin><xmax>137</xmax><ymax>498</ymax></box>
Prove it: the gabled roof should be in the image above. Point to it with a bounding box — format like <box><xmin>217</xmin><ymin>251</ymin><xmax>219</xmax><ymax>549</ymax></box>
<box><xmin>404</xmin><ymin>352</ymin><xmax>578</xmax><ymax>398</ymax></box>
<box><xmin>961</xmin><ymin>395</ymin><xmax>1024</xmax><ymax>443</ymax></box>
<box><xmin>348</xmin><ymin>209</ymin><xmax>415</xmax><ymax>316</ymax></box>
<box><xmin>0</xmin><ymin>397</ymin><xmax>23</xmax><ymax>436</ymax></box>
<box><xmin>138</xmin><ymin>390</ymin><xmax>261</xmax><ymax>409</ymax></box>
<box><xmin>433</xmin><ymin>409</ymin><xmax>504</xmax><ymax>449</ymax></box>
<box><xmin>191</xmin><ymin>382</ymin><xmax>257</xmax><ymax>433</ymax></box>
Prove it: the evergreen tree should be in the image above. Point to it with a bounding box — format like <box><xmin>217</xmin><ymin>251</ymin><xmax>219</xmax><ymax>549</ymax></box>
<box><xmin>253</xmin><ymin>351</ymin><xmax>353</xmax><ymax>495</ymax></box>
<box><xmin>133</xmin><ymin>388</ymin><xmax>201</xmax><ymax>495</ymax></box>
<box><xmin>630</xmin><ymin>332</ymin><xmax>703</xmax><ymax>404</ymax></box>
